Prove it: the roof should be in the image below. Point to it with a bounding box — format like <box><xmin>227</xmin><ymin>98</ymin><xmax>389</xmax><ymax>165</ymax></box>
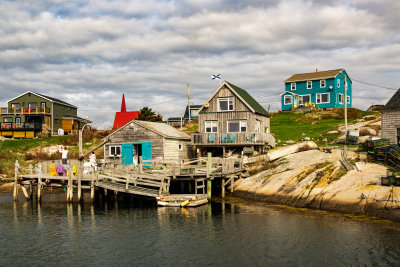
<box><xmin>226</xmin><ymin>82</ymin><xmax>270</xmax><ymax>117</ymax></box>
<box><xmin>113</xmin><ymin>111</ymin><xmax>140</xmax><ymax>129</ymax></box>
<box><xmin>8</xmin><ymin>91</ymin><xmax>77</xmax><ymax>108</ymax></box>
<box><xmin>383</xmin><ymin>89</ymin><xmax>400</xmax><ymax>112</ymax></box>
<box><xmin>183</xmin><ymin>104</ymin><xmax>202</xmax><ymax>118</ymax></box>
<box><xmin>105</xmin><ymin>120</ymin><xmax>191</xmax><ymax>141</ymax></box>
<box><xmin>167</xmin><ymin>117</ymin><xmax>183</xmax><ymax>122</ymax></box>
<box><xmin>280</xmin><ymin>91</ymin><xmax>299</xmax><ymax>96</ymax></box>
<box><xmin>285</xmin><ymin>69</ymin><xmax>346</xmax><ymax>83</ymax></box>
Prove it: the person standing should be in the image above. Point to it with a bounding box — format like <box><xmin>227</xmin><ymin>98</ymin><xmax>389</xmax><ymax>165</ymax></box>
<box><xmin>59</xmin><ymin>146</ymin><xmax>68</xmax><ymax>165</ymax></box>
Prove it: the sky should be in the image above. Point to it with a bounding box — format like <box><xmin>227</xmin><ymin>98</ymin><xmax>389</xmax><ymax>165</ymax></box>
<box><xmin>0</xmin><ymin>0</ymin><xmax>399</xmax><ymax>128</ymax></box>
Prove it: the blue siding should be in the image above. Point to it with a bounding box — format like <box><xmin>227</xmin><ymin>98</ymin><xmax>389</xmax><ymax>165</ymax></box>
<box><xmin>281</xmin><ymin>70</ymin><xmax>352</xmax><ymax>110</ymax></box>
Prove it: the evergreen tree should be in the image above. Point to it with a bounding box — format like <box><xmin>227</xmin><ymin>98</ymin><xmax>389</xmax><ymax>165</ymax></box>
<box><xmin>137</xmin><ymin>106</ymin><xmax>162</xmax><ymax>121</ymax></box>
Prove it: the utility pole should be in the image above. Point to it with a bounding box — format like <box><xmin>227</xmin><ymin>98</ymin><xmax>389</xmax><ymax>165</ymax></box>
<box><xmin>343</xmin><ymin>75</ymin><xmax>348</xmax><ymax>159</ymax></box>
<box><xmin>188</xmin><ymin>83</ymin><xmax>191</xmax><ymax>122</ymax></box>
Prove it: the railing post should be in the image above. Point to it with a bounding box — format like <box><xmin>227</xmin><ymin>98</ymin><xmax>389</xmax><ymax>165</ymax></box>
<box><xmin>91</xmin><ymin>167</ymin><xmax>95</xmax><ymax>202</ymax></box>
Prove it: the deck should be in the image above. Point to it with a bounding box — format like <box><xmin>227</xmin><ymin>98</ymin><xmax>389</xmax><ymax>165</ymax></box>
<box><xmin>192</xmin><ymin>132</ymin><xmax>275</xmax><ymax>147</ymax></box>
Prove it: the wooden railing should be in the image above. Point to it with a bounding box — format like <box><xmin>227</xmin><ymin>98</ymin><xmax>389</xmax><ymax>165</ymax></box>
<box><xmin>191</xmin><ymin>132</ymin><xmax>275</xmax><ymax>147</ymax></box>
<box><xmin>0</xmin><ymin>107</ymin><xmax>52</xmax><ymax>115</ymax></box>
<box><xmin>0</xmin><ymin>122</ymin><xmax>42</xmax><ymax>130</ymax></box>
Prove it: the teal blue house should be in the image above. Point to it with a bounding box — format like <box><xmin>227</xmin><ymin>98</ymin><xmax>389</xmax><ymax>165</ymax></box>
<box><xmin>281</xmin><ymin>69</ymin><xmax>352</xmax><ymax>111</ymax></box>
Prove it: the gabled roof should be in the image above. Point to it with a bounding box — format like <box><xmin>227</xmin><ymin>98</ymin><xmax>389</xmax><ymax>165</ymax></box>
<box><xmin>383</xmin><ymin>89</ymin><xmax>400</xmax><ymax>111</ymax></box>
<box><xmin>8</xmin><ymin>91</ymin><xmax>77</xmax><ymax>108</ymax></box>
<box><xmin>280</xmin><ymin>91</ymin><xmax>299</xmax><ymax>96</ymax></box>
<box><xmin>198</xmin><ymin>81</ymin><xmax>270</xmax><ymax>117</ymax></box>
<box><xmin>104</xmin><ymin>119</ymin><xmax>191</xmax><ymax>141</ymax></box>
<box><xmin>113</xmin><ymin>111</ymin><xmax>140</xmax><ymax>129</ymax></box>
<box><xmin>285</xmin><ymin>69</ymin><xmax>349</xmax><ymax>83</ymax></box>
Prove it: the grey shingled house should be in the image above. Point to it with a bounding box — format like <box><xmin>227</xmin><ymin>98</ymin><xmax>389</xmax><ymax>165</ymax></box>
<box><xmin>382</xmin><ymin>89</ymin><xmax>400</xmax><ymax>145</ymax></box>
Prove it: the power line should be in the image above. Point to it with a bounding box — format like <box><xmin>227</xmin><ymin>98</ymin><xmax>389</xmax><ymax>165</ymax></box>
<box><xmin>352</xmin><ymin>79</ymin><xmax>398</xmax><ymax>90</ymax></box>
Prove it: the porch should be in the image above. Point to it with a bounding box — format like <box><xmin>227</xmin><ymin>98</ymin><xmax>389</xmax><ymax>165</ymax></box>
<box><xmin>192</xmin><ymin>132</ymin><xmax>275</xmax><ymax>147</ymax></box>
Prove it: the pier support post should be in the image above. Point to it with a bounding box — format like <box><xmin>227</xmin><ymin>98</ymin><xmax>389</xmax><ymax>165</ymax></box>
<box><xmin>21</xmin><ymin>185</ymin><xmax>29</xmax><ymax>201</ymax></box>
<box><xmin>91</xmin><ymin>167</ymin><xmax>95</xmax><ymax>202</ymax></box>
<box><xmin>78</xmin><ymin>162</ymin><xmax>83</xmax><ymax>201</ymax></box>
<box><xmin>222</xmin><ymin>178</ymin><xmax>225</xmax><ymax>198</ymax></box>
<box><xmin>13</xmin><ymin>160</ymin><xmax>19</xmax><ymax>202</ymax></box>
<box><xmin>37</xmin><ymin>172</ymin><xmax>42</xmax><ymax>202</ymax></box>
<box><xmin>207</xmin><ymin>152</ymin><xmax>212</xmax><ymax>200</ymax></box>
<box><xmin>67</xmin><ymin>167</ymin><xmax>73</xmax><ymax>202</ymax></box>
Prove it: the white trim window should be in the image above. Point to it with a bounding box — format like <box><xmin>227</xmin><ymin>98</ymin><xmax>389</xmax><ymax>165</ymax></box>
<box><xmin>109</xmin><ymin>145</ymin><xmax>122</xmax><ymax>157</ymax></box>
<box><xmin>307</xmin><ymin>81</ymin><xmax>312</xmax><ymax>89</ymax></box>
<box><xmin>338</xmin><ymin>94</ymin><xmax>344</xmax><ymax>104</ymax></box>
<box><xmin>218</xmin><ymin>97</ymin><xmax>233</xmax><ymax>111</ymax></box>
<box><xmin>347</xmin><ymin>96</ymin><xmax>350</xmax><ymax>104</ymax></box>
<box><xmin>337</xmin><ymin>79</ymin><xmax>340</xmax><ymax>88</ymax></box>
<box><xmin>291</xmin><ymin>82</ymin><xmax>296</xmax><ymax>90</ymax></box>
<box><xmin>255</xmin><ymin>120</ymin><xmax>261</xmax><ymax>133</ymax></box>
<box><xmin>284</xmin><ymin>95</ymin><xmax>292</xmax><ymax>105</ymax></box>
<box><xmin>320</xmin><ymin>79</ymin><xmax>326</xmax><ymax>88</ymax></box>
<box><xmin>227</xmin><ymin>120</ymin><xmax>247</xmax><ymax>133</ymax></box>
<box><xmin>316</xmin><ymin>93</ymin><xmax>330</xmax><ymax>104</ymax></box>
<box><xmin>205</xmin><ymin>121</ymin><xmax>218</xmax><ymax>133</ymax></box>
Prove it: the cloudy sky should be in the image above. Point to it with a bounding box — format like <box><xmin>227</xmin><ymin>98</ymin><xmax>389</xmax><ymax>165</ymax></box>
<box><xmin>1</xmin><ymin>0</ymin><xmax>399</xmax><ymax>128</ymax></box>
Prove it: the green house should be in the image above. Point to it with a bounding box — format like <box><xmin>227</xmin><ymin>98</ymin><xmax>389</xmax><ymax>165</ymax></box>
<box><xmin>0</xmin><ymin>91</ymin><xmax>90</xmax><ymax>138</ymax></box>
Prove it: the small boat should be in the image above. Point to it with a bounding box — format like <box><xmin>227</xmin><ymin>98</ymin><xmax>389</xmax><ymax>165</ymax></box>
<box><xmin>156</xmin><ymin>194</ymin><xmax>208</xmax><ymax>207</ymax></box>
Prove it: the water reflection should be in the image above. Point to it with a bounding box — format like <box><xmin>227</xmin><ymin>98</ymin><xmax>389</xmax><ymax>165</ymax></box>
<box><xmin>2</xmin><ymin>193</ymin><xmax>400</xmax><ymax>266</ymax></box>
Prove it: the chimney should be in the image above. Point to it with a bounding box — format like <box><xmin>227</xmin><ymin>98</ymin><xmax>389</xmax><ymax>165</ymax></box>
<box><xmin>316</xmin><ymin>68</ymin><xmax>318</xmax><ymax>72</ymax></box>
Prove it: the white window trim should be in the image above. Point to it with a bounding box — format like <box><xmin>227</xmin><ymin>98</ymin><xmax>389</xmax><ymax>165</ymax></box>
<box><xmin>307</xmin><ymin>81</ymin><xmax>312</xmax><ymax>89</ymax></box>
<box><xmin>205</xmin><ymin>121</ymin><xmax>218</xmax><ymax>133</ymax></box>
<box><xmin>109</xmin><ymin>145</ymin><xmax>122</xmax><ymax>157</ymax></box>
<box><xmin>291</xmin><ymin>82</ymin><xmax>296</xmax><ymax>90</ymax></box>
<box><xmin>284</xmin><ymin>95</ymin><xmax>292</xmax><ymax>105</ymax></box>
<box><xmin>338</xmin><ymin>94</ymin><xmax>344</xmax><ymax>104</ymax></box>
<box><xmin>320</xmin><ymin>80</ymin><xmax>326</xmax><ymax>88</ymax></box>
<box><xmin>316</xmin><ymin>93</ymin><xmax>330</xmax><ymax>104</ymax></box>
<box><xmin>227</xmin><ymin>120</ymin><xmax>247</xmax><ymax>133</ymax></box>
<box><xmin>346</xmin><ymin>96</ymin><xmax>350</xmax><ymax>104</ymax></box>
<box><xmin>298</xmin><ymin>94</ymin><xmax>311</xmax><ymax>105</ymax></box>
<box><xmin>217</xmin><ymin>97</ymin><xmax>234</xmax><ymax>112</ymax></box>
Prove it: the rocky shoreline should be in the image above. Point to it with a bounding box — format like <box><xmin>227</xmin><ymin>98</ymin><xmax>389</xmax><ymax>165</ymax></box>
<box><xmin>233</xmin><ymin>149</ymin><xmax>400</xmax><ymax>222</ymax></box>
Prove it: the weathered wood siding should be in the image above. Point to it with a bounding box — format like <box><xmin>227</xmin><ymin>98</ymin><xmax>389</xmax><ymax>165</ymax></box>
<box><xmin>104</xmin><ymin>122</ymin><xmax>165</xmax><ymax>160</ymax></box>
<box><xmin>163</xmin><ymin>139</ymin><xmax>194</xmax><ymax>163</ymax></box>
<box><xmin>198</xmin><ymin>84</ymin><xmax>270</xmax><ymax>133</ymax></box>
<box><xmin>382</xmin><ymin>110</ymin><xmax>400</xmax><ymax>144</ymax></box>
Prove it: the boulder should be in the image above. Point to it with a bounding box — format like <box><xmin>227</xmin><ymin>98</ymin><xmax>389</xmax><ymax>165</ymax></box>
<box><xmin>304</xmin><ymin>137</ymin><xmax>311</xmax><ymax>141</ymax></box>
<box><xmin>359</xmin><ymin>127</ymin><xmax>376</xmax><ymax>136</ymax></box>
<box><xmin>326</xmin><ymin>130</ymin><xmax>339</xmax><ymax>134</ymax></box>
<box><xmin>286</xmin><ymin>140</ymin><xmax>296</xmax><ymax>144</ymax></box>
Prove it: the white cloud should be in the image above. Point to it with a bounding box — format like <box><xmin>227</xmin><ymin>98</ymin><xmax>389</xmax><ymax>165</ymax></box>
<box><xmin>0</xmin><ymin>0</ymin><xmax>399</xmax><ymax>128</ymax></box>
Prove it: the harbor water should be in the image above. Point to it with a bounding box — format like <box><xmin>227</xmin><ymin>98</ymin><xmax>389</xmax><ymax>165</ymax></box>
<box><xmin>1</xmin><ymin>192</ymin><xmax>400</xmax><ymax>266</ymax></box>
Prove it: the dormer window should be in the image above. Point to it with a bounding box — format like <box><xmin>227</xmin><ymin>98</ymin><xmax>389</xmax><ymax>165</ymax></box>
<box><xmin>320</xmin><ymin>80</ymin><xmax>326</xmax><ymax>88</ymax></box>
<box><xmin>218</xmin><ymin>97</ymin><xmax>233</xmax><ymax>111</ymax></box>
<box><xmin>291</xmin><ymin>83</ymin><xmax>296</xmax><ymax>90</ymax></box>
<box><xmin>307</xmin><ymin>81</ymin><xmax>312</xmax><ymax>89</ymax></box>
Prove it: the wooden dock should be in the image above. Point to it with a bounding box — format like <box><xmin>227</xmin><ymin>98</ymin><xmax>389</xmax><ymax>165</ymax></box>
<box><xmin>12</xmin><ymin>152</ymin><xmax>245</xmax><ymax>205</ymax></box>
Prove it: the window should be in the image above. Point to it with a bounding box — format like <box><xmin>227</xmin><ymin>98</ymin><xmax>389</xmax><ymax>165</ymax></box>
<box><xmin>41</xmin><ymin>102</ymin><xmax>46</xmax><ymax>108</ymax></box>
<box><xmin>265</xmin><ymin>127</ymin><xmax>270</xmax><ymax>134</ymax></box>
<box><xmin>284</xmin><ymin>95</ymin><xmax>292</xmax><ymax>105</ymax></box>
<box><xmin>109</xmin><ymin>145</ymin><xmax>122</xmax><ymax>157</ymax></box>
<box><xmin>307</xmin><ymin>81</ymin><xmax>312</xmax><ymax>89</ymax></box>
<box><xmin>190</xmin><ymin>109</ymin><xmax>198</xmax><ymax>118</ymax></box>
<box><xmin>338</xmin><ymin>94</ymin><xmax>343</xmax><ymax>104</ymax></box>
<box><xmin>11</xmin><ymin>103</ymin><xmax>20</xmax><ymax>108</ymax></box>
<box><xmin>28</xmin><ymin>102</ymin><xmax>37</xmax><ymax>108</ymax></box>
<box><xmin>205</xmin><ymin>121</ymin><xmax>218</xmax><ymax>133</ymax></box>
<box><xmin>320</xmin><ymin>80</ymin><xmax>326</xmax><ymax>88</ymax></box>
<box><xmin>316</xmin><ymin>93</ymin><xmax>330</xmax><ymax>104</ymax></box>
<box><xmin>4</xmin><ymin>117</ymin><xmax>12</xmax><ymax>123</ymax></box>
<box><xmin>15</xmin><ymin>117</ymin><xmax>21</xmax><ymax>125</ymax></box>
<box><xmin>337</xmin><ymin>79</ymin><xmax>340</xmax><ymax>88</ymax></box>
<box><xmin>218</xmin><ymin>97</ymin><xmax>233</xmax><ymax>111</ymax></box>
<box><xmin>178</xmin><ymin>144</ymin><xmax>183</xmax><ymax>150</ymax></box>
<box><xmin>346</xmin><ymin>96</ymin><xmax>350</xmax><ymax>104</ymax></box>
<box><xmin>255</xmin><ymin>120</ymin><xmax>261</xmax><ymax>133</ymax></box>
<box><xmin>227</xmin><ymin>120</ymin><xmax>247</xmax><ymax>133</ymax></box>
<box><xmin>291</xmin><ymin>83</ymin><xmax>296</xmax><ymax>90</ymax></box>
<box><xmin>298</xmin><ymin>95</ymin><xmax>311</xmax><ymax>106</ymax></box>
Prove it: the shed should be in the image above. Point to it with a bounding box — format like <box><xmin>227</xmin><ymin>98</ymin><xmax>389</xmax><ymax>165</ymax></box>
<box><xmin>103</xmin><ymin>120</ymin><xmax>193</xmax><ymax>165</ymax></box>
<box><xmin>382</xmin><ymin>89</ymin><xmax>400</xmax><ymax>145</ymax></box>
